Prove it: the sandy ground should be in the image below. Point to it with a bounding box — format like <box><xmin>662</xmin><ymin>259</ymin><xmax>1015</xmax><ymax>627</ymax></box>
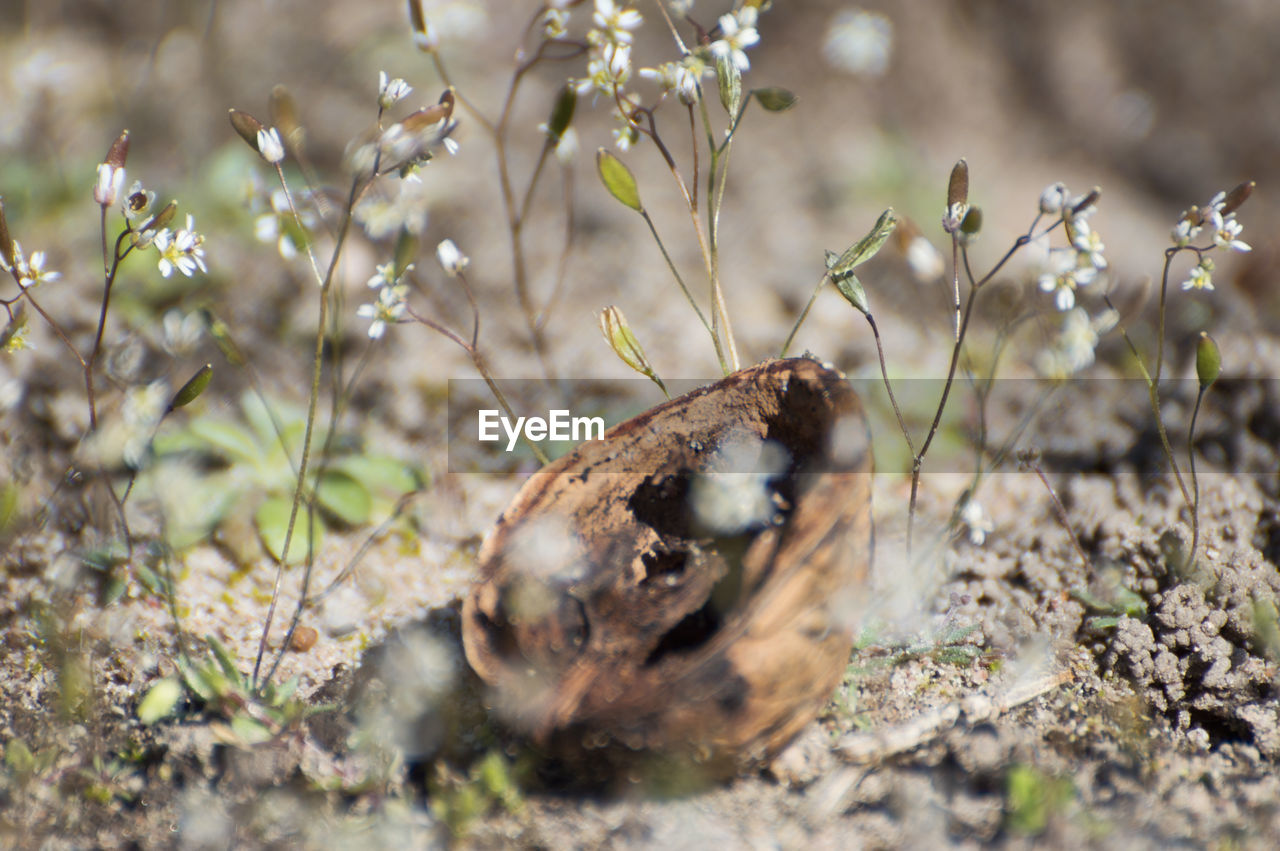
<box><xmin>2</xmin><ymin>1</ymin><xmax>1279</xmax><ymax>847</ymax></box>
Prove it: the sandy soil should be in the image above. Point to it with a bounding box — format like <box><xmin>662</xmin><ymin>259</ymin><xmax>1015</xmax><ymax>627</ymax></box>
<box><xmin>2</xmin><ymin>1</ymin><xmax>1279</xmax><ymax>847</ymax></box>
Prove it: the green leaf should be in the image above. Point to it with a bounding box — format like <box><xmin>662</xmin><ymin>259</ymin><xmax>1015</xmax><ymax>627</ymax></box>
<box><xmin>186</xmin><ymin>419</ymin><xmax>262</xmax><ymax>465</ymax></box>
<box><xmin>206</xmin><ymin>635</ymin><xmax>245</xmax><ymax>689</ymax></box>
<box><xmin>833</xmin><ymin>273</ymin><xmax>870</xmax><ymax>316</ymax></box>
<box><xmin>176</xmin><ymin>657</ymin><xmax>217</xmax><ymax>702</ymax></box>
<box><xmin>596</xmin><ymin>149</ymin><xmax>642</xmax><ymax>212</ymax></box>
<box><xmin>331</xmin><ymin>455</ymin><xmax>421</xmax><ymax>497</ymax></box>
<box><xmin>230</xmin><ymin>714</ymin><xmax>273</xmax><ymax>745</ymax></box>
<box><xmin>828</xmin><ymin>208</ymin><xmax>898</xmax><ymax>280</ymax></box>
<box><xmin>316</xmin><ymin>471</ymin><xmax>372</xmax><ymax>526</ymax></box>
<box><xmin>138</xmin><ymin>678</ymin><xmax>183</xmax><ymax>725</ymax></box>
<box><xmin>255</xmin><ymin>496</ymin><xmax>323</xmax><ymax>564</ymax></box>
<box><xmin>0</xmin><ymin>480</ymin><xmax>18</xmax><ymax>533</ymax></box>
<box><xmin>753</xmin><ymin>87</ymin><xmax>798</xmax><ymax>112</ymax></box>
<box><xmin>4</xmin><ymin>738</ymin><xmax>35</xmax><ymax>775</ymax></box>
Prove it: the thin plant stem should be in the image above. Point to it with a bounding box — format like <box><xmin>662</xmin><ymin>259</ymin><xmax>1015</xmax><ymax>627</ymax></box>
<box><xmin>639</xmin><ymin>210</ymin><xmax>715</xmax><ymax>339</ymax></box>
<box><xmin>1027</xmin><ymin>456</ymin><xmax>1092</xmax><ymax>571</ymax></box>
<box><xmin>865</xmin><ymin>312</ymin><xmax>915</xmax><ymax>459</ymax></box>
<box><xmin>404</xmin><ymin>306</ymin><xmax>551</xmax><ymax>465</ymax></box>
<box><xmin>253</xmin><ymin>169</ymin><xmax>365</xmax><ymax>691</ymax></box>
<box><xmin>1186</xmin><ymin>385</ymin><xmax>1208</xmax><ymax>573</ymax></box>
<box><xmin>779</xmin><ymin>273</ymin><xmax>827</xmax><ymax>358</ymax></box>
<box><xmin>535</xmin><ymin>164</ymin><xmax>576</xmax><ymax>331</ymax></box>
<box><xmin>907</xmin><ymin>281</ymin><xmax>979</xmax><ymax>553</ymax></box>
<box><xmin>1102</xmin><ymin>296</ymin><xmax>1192</xmax><ymax>511</ymax></box>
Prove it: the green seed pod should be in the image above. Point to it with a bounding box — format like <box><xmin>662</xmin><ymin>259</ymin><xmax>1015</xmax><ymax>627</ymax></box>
<box><xmin>753</xmin><ymin>87</ymin><xmax>798</xmax><ymax>112</ymax></box>
<box><xmin>169</xmin><ymin>364</ymin><xmax>213</xmax><ymax>411</ymax></box>
<box><xmin>546</xmin><ymin>84</ymin><xmax>577</xmax><ymax>143</ymax></box>
<box><xmin>716</xmin><ymin>53</ymin><xmax>742</xmax><ymax>118</ymax></box>
<box><xmin>1195</xmin><ymin>332</ymin><xmax>1221</xmax><ymax>390</ymax></box>
<box><xmin>596</xmin><ymin>149</ymin><xmax>642</xmax><ymax>212</ymax></box>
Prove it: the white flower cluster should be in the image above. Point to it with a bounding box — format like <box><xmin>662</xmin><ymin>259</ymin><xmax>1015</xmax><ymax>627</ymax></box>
<box><xmin>1035</xmin><ymin>183</ymin><xmax>1106</xmax><ymax>312</ymax></box>
<box><xmin>1171</xmin><ymin>187</ymin><xmax>1252</xmax><ymax>292</ymax></box>
<box><xmin>357</xmin><ymin>262</ymin><xmax>410</xmax><ymax>340</ymax></box>
<box><xmin>558</xmin><ymin>2</ymin><xmax>762</xmax><ymax>150</ymax></box>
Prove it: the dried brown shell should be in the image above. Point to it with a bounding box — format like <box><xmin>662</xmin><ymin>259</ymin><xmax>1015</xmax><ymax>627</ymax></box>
<box><xmin>461</xmin><ymin>358</ymin><xmax>873</xmax><ymax>773</ymax></box>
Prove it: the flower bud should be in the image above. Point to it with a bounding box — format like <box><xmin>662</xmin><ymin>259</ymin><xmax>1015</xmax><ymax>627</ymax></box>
<box><xmin>229</xmin><ymin>109</ymin><xmax>265</xmax><ymax>151</ymax></box>
<box><xmin>1070</xmin><ymin>187</ymin><xmax>1101</xmax><ymax>218</ymax></box>
<box><xmin>408</xmin><ymin>0</ymin><xmax>438</xmax><ymax>51</ymax></box>
<box><xmin>0</xmin><ymin>198</ymin><xmax>14</xmax><ymax>270</ymax></box>
<box><xmin>599</xmin><ymin>305</ymin><xmax>666</xmax><ymax>395</ymax></box>
<box><xmin>105</xmin><ymin>129</ymin><xmax>130</xmax><ymax>170</ymax></box>
<box><xmin>947</xmin><ymin>158</ymin><xmax>969</xmax><ymax>211</ymax></box>
<box><xmin>1220</xmin><ymin>180</ymin><xmax>1255</xmax><ymax>216</ymax></box>
<box><xmin>436</xmin><ymin>239</ymin><xmax>469</xmax><ymax>277</ymax></box>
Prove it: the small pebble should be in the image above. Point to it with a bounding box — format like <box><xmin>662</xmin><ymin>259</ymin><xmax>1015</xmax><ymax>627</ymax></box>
<box><xmin>289</xmin><ymin>625</ymin><xmax>318</xmax><ymax>652</ymax></box>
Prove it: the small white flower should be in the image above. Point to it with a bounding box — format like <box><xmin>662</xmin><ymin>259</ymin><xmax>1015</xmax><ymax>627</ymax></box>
<box><xmin>958</xmin><ymin>499</ymin><xmax>994</xmax><ymax>546</ymax></box>
<box><xmin>122</xmin><ymin>180</ymin><xmax>156</xmax><ymax>223</ymax></box>
<box><xmin>603</xmin><ymin>41</ymin><xmax>632</xmax><ymax>81</ymax></box>
<box><xmin>942</xmin><ymin>202</ymin><xmax>968</xmax><ymax>234</ymax></box>
<box><xmin>356</xmin><ymin>284</ymin><xmax>408</xmax><ymax>339</ymax></box>
<box><xmin>905</xmin><ymin>235</ymin><xmax>945</xmax><ymax>282</ymax></box>
<box><xmin>612</xmin><ymin>114</ymin><xmax>639</xmax><ymax>150</ymax></box>
<box><xmin>1037</xmin><ymin>250</ymin><xmax>1091</xmax><ymax>311</ymax></box>
<box><xmin>13</xmin><ymin>242</ymin><xmax>61</xmax><ymax>288</ymax></box>
<box><xmin>554</xmin><ymin>127</ymin><xmax>579</xmax><ymax>165</ymax></box>
<box><xmin>1072</xmin><ymin>225</ymin><xmax>1107</xmax><ymax>270</ymax></box>
<box><xmin>1181</xmin><ymin>259</ymin><xmax>1214</xmax><ymax>291</ymax></box>
<box><xmin>1034</xmin><ymin>306</ymin><xmax>1116</xmax><ymax>378</ymax></box>
<box><xmin>709</xmin><ymin>8</ymin><xmax>760</xmax><ymax>73</ymax></box>
<box><xmin>436</xmin><ymin>239</ymin><xmax>469</xmax><ymax>277</ymax></box>
<box><xmin>542</xmin><ymin>8</ymin><xmax>570</xmax><ymax>40</ymax></box>
<box><xmin>1039</xmin><ymin>182</ymin><xmax>1069</xmax><ymax>216</ymax></box>
<box><xmin>378</xmin><ymin>71</ymin><xmax>413</xmax><ymax>109</ymax></box>
<box><xmin>1209</xmin><ymin>209</ymin><xmax>1250</xmax><ymax>253</ymax></box>
<box><xmin>823</xmin><ymin>9</ymin><xmax>892</xmax><ymax>77</ymax></box>
<box><xmin>256</xmin><ymin>127</ymin><xmax>285</xmax><ymax>164</ymax></box>
<box><xmin>154</xmin><ymin>214</ymin><xmax>207</xmax><ymax>278</ymax></box>
<box><xmin>1171</xmin><ymin>213</ymin><xmax>1202</xmax><ymax>248</ymax></box>
<box><xmin>94</xmin><ymin>163</ymin><xmax>126</xmax><ymax>207</ymax></box>
<box><xmin>161</xmin><ymin>309</ymin><xmax>204</xmax><ymax>356</ymax></box>
<box><xmin>639</xmin><ymin>56</ymin><xmax>706</xmax><ymax>104</ymax></box>
<box><xmin>367</xmin><ymin>261</ymin><xmax>399</xmax><ymax>290</ymax></box>
<box><xmin>593</xmin><ymin>0</ymin><xmax>642</xmax><ymax>44</ymax></box>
